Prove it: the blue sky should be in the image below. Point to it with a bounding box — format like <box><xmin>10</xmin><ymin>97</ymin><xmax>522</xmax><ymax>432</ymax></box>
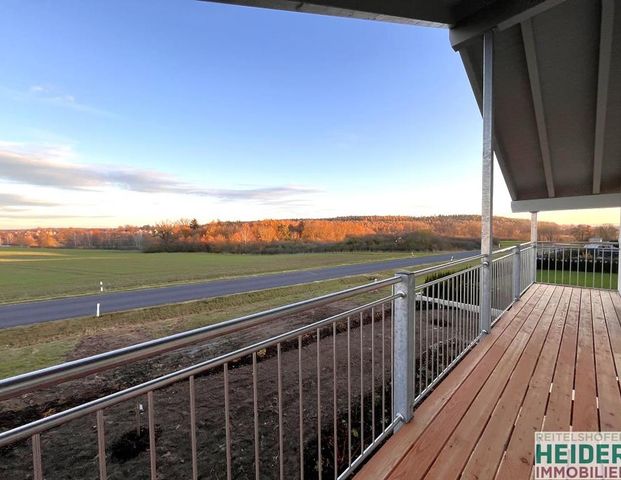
<box><xmin>0</xmin><ymin>0</ymin><xmax>617</xmax><ymax>228</ymax></box>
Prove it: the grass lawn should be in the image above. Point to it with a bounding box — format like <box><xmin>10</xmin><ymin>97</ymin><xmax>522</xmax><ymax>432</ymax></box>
<box><xmin>537</xmin><ymin>269</ymin><xmax>619</xmax><ymax>289</ymax></box>
<box><xmin>0</xmin><ymin>247</ymin><xmax>431</xmax><ymax>303</ymax></box>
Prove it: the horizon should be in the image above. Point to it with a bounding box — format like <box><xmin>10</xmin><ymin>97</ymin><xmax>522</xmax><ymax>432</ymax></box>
<box><xmin>1</xmin><ymin>1</ymin><xmax>619</xmax><ymax>229</ymax></box>
<box><xmin>1</xmin><ymin>212</ymin><xmax>619</xmax><ymax>231</ymax></box>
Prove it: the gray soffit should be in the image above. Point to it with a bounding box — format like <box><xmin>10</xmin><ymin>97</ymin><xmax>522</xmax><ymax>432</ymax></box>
<box><xmin>201</xmin><ymin>0</ymin><xmax>621</xmax><ymax>211</ymax></box>
<box><xmin>459</xmin><ymin>0</ymin><xmax>621</xmax><ymax>211</ymax></box>
<box><xmin>512</xmin><ymin>193</ymin><xmax>621</xmax><ymax>212</ymax></box>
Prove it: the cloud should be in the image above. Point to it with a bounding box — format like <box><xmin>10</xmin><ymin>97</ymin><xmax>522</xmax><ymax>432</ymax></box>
<box><xmin>0</xmin><ymin>213</ymin><xmax>112</xmax><ymax>219</ymax></box>
<box><xmin>0</xmin><ymin>84</ymin><xmax>115</xmax><ymax>117</ymax></box>
<box><xmin>0</xmin><ymin>143</ymin><xmax>320</xmax><ymax>206</ymax></box>
<box><xmin>0</xmin><ymin>193</ymin><xmax>58</xmax><ymax>208</ymax></box>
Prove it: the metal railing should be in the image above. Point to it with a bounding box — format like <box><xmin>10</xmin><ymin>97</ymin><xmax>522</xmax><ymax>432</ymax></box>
<box><xmin>407</xmin><ymin>244</ymin><xmax>534</xmax><ymax>404</ymax></box>
<box><xmin>536</xmin><ymin>241</ymin><xmax>619</xmax><ymax>290</ymax></box>
<box><xmin>0</xmin><ymin>246</ymin><xmax>535</xmax><ymax>479</ymax></box>
<box><xmin>412</xmin><ymin>260</ymin><xmax>483</xmax><ymax>404</ymax></box>
<box><xmin>520</xmin><ymin>243</ymin><xmax>536</xmax><ymax>295</ymax></box>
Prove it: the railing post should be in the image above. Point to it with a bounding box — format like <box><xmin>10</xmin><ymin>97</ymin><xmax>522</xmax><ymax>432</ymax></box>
<box><xmin>393</xmin><ymin>272</ymin><xmax>415</xmax><ymax>426</ymax></box>
<box><xmin>513</xmin><ymin>245</ymin><xmax>521</xmax><ymax>301</ymax></box>
<box><xmin>531</xmin><ymin>212</ymin><xmax>538</xmax><ymax>284</ymax></box>
<box><xmin>618</xmin><ymin>208</ymin><xmax>620</xmax><ymax>295</ymax></box>
<box><xmin>479</xmin><ymin>29</ymin><xmax>494</xmax><ymax>334</ymax></box>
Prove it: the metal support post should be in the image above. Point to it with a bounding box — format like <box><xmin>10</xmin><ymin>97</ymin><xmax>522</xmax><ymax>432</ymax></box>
<box><xmin>531</xmin><ymin>211</ymin><xmax>538</xmax><ymax>284</ymax></box>
<box><xmin>393</xmin><ymin>272</ymin><xmax>415</xmax><ymax>426</ymax></box>
<box><xmin>480</xmin><ymin>30</ymin><xmax>494</xmax><ymax>334</ymax></box>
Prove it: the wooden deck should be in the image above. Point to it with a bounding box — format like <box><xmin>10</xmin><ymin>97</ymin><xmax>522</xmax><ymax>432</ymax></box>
<box><xmin>356</xmin><ymin>284</ymin><xmax>621</xmax><ymax>480</ymax></box>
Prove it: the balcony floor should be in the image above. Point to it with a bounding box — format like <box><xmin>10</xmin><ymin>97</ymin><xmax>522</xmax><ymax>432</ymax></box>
<box><xmin>355</xmin><ymin>283</ymin><xmax>621</xmax><ymax>480</ymax></box>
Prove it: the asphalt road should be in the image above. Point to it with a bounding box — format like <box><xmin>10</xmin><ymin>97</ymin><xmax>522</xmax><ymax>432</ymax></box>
<box><xmin>0</xmin><ymin>250</ymin><xmax>478</xmax><ymax>328</ymax></box>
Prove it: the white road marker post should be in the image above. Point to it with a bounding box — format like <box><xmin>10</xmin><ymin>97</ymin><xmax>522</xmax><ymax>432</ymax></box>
<box><xmin>96</xmin><ymin>303</ymin><xmax>100</xmax><ymax>317</ymax></box>
<box><xmin>100</xmin><ymin>281</ymin><xmax>104</xmax><ymax>293</ymax></box>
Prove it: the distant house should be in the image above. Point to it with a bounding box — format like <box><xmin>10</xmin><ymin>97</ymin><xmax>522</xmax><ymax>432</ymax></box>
<box><xmin>585</xmin><ymin>237</ymin><xmax>611</xmax><ymax>250</ymax></box>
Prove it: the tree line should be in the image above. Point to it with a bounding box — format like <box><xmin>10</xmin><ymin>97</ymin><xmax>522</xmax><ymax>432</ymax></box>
<box><xmin>0</xmin><ymin>215</ymin><xmax>618</xmax><ymax>253</ymax></box>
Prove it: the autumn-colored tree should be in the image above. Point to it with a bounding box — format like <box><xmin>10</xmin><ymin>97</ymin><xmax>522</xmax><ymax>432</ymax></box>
<box><xmin>571</xmin><ymin>224</ymin><xmax>593</xmax><ymax>241</ymax></box>
<box><xmin>597</xmin><ymin>224</ymin><xmax>618</xmax><ymax>241</ymax></box>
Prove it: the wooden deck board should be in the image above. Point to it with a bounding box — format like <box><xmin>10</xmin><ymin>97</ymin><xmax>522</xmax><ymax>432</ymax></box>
<box><xmin>461</xmin><ymin>286</ymin><xmax>569</xmax><ymax>480</ymax></box>
<box><xmin>601</xmin><ymin>291</ymin><xmax>621</xmax><ymax>384</ymax></box>
<box><xmin>592</xmin><ymin>290</ymin><xmax>621</xmax><ymax>431</ymax></box>
<box><xmin>354</xmin><ymin>285</ymin><xmax>621</xmax><ymax>480</ymax></box>
<box><xmin>542</xmin><ymin>287</ymin><xmax>581</xmax><ymax>431</ymax></box>
<box><xmin>495</xmin><ymin>287</ymin><xmax>573</xmax><ymax>480</ymax></box>
<box><xmin>573</xmin><ymin>289</ymin><xmax>598</xmax><ymax>431</ymax></box>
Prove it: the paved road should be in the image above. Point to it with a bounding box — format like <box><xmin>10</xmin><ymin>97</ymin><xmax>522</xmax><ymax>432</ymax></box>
<box><xmin>0</xmin><ymin>250</ymin><xmax>478</xmax><ymax>328</ymax></box>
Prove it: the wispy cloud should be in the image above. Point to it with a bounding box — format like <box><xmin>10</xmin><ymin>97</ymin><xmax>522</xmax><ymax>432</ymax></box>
<box><xmin>0</xmin><ymin>213</ymin><xmax>113</xmax><ymax>220</ymax></box>
<box><xmin>0</xmin><ymin>143</ymin><xmax>320</xmax><ymax>206</ymax></box>
<box><xmin>0</xmin><ymin>84</ymin><xmax>115</xmax><ymax>118</ymax></box>
<box><xmin>0</xmin><ymin>193</ymin><xmax>58</xmax><ymax>208</ymax></box>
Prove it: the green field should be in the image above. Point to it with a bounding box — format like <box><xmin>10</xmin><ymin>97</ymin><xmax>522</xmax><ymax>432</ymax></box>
<box><xmin>537</xmin><ymin>269</ymin><xmax>618</xmax><ymax>289</ymax></box>
<box><xmin>0</xmin><ymin>247</ymin><xmax>426</xmax><ymax>303</ymax></box>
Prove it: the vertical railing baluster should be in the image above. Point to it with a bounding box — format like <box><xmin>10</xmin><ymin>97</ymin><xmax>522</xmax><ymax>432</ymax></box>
<box><xmin>277</xmin><ymin>343</ymin><xmax>284</xmax><ymax>480</ymax></box>
<box><xmin>609</xmin><ymin>248</ymin><xmax>612</xmax><ymax>289</ymax></box>
<box><xmin>425</xmin><ymin>281</ymin><xmax>429</xmax><ymax>389</ymax></box>
<box><xmin>390</xmin><ymin>287</ymin><xmax>395</xmax><ymax>421</ymax></box>
<box><xmin>583</xmin><ymin>246</ymin><xmax>587</xmax><ymax>287</ymax></box>
<box><xmin>32</xmin><ymin>433</ymin><xmax>43</xmax><ymax>480</ymax></box>
<box><xmin>359</xmin><ymin>311</ymin><xmax>364</xmax><ymax>454</ymax></box>
<box><xmin>316</xmin><ymin>327</ymin><xmax>322</xmax><ymax>480</ymax></box>
<box><xmin>592</xmin><ymin>247</ymin><xmax>596</xmax><ymax>288</ymax></box>
<box><xmin>332</xmin><ymin>322</ymin><xmax>338</xmax><ymax>480</ymax></box>
<box><xmin>298</xmin><ymin>336</ymin><xmax>304</xmax><ymax>480</ymax></box>
<box><xmin>147</xmin><ymin>391</ymin><xmax>157</xmax><ymax>480</ymax></box>
<box><xmin>432</xmin><ymin>282</ymin><xmax>437</xmax><ymax>383</ymax></box>
<box><xmin>371</xmin><ymin>307</ymin><xmax>375</xmax><ymax>442</ymax></box>
<box><xmin>252</xmin><ymin>353</ymin><xmax>260</xmax><ymax>480</ymax></box>
<box><xmin>418</xmin><ymin>282</ymin><xmax>422</xmax><ymax>398</ymax></box>
<box><xmin>189</xmin><ymin>377</ymin><xmax>197</xmax><ymax>480</ymax></box>
<box><xmin>223</xmin><ymin>364</ymin><xmax>232</xmax><ymax>480</ymax></box>
<box><xmin>548</xmin><ymin>245</ymin><xmax>552</xmax><ymax>283</ymax></box>
<box><xmin>346</xmin><ymin>317</ymin><xmax>351</xmax><ymax>469</ymax></box>
<box><xmin>97</xmin><ymin>410</ymin><xmax>107</xmax><ymax>480</ymax></box>
<box><xmin>467</xmin><ymin>269</ymin><xmax>471</xmax><ymax>343</ymax></box>
<box><xmin>381</xmin><ymin>304</ymin><xmax>386</xmax><ymax>433</ymax></box>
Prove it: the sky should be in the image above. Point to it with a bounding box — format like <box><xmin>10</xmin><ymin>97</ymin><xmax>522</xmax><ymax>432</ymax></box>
<box><xmin>0</xmin><ymin>0</ymin><xmax>618</xmax><ymax>229</ymax></box>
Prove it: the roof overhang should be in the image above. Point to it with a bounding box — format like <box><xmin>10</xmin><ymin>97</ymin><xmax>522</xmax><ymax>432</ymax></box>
<box><xmin>512</xmin><ymin>193</ymin><xmax>621</xmax><ymax>213</ymax></box>
<box><xmin>202</xmin><ymin>0</ymin><xmax>457</xmax><ymax>27</ymax></box>
<box><xmin>455</xmin><ymin>0</ymin><xmax>621</xmax><ymax>212</ymax></box>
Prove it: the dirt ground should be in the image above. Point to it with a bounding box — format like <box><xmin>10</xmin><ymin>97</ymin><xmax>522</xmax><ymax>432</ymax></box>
<box><xmin>0</xmin><ymin>300</ymin><xmax>475</xmax><ymax>480</ymax></box>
